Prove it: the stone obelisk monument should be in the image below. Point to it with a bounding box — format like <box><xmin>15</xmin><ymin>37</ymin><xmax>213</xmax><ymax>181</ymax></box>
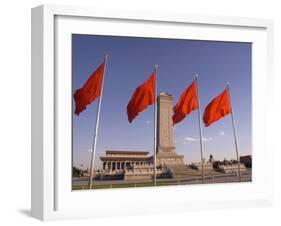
<box><xmin>156</xmin><ymin>92</ymin><xmax>184</xmax><ymax>166</ymax></box>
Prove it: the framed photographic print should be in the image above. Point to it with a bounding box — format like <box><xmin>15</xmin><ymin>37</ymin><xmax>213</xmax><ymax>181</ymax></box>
<box><xmin>31</xmin><ymin>4</ymin><xmax>274</xmax><ymax>221</ymax></box>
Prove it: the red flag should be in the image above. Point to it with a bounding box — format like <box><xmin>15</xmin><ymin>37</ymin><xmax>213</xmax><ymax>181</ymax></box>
<box><xmin>203</xmin><ymin>88</ymin><xmax>230</xmax><ymax>127</ymax></box>
<box><xmin>172</xmin><ymin>81</ymin><xmax>198</xmax><ymax>125</ymax></box>
<box><xmin>74</xmin><ymin>62</ymin><xmax>104</xmax><ymax>115</ymax></box>
<box><xmin>127</xmin><ymin>73</ymin><xmax>155</xmax><ymax>123</ymax></box>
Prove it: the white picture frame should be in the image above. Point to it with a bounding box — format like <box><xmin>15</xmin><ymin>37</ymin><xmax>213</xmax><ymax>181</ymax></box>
<box><xmin>31</xmin><ymin>4</ymin><xmax>274</xmax><ymax>221</ymax></box>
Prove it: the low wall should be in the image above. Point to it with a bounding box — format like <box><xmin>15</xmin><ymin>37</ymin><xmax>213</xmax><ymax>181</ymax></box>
<box><xmin>124</xmin><ymin>174</ymin><xmax>153</xmax><ymax>181</ymax></box>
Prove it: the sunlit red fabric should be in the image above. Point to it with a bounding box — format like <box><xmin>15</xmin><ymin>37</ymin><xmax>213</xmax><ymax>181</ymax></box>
<box><xmin>203</xmin><ymin>88</ymin><xmax>230</xmax><ymax>127</ymax></box>
<box><xmin>127</xmin><ymin>73</ymin><xmax>155</xmax><ymax>123</ymax></box>
<box><xmin>172</xmin><ymin>80</ymin><xmax>198</xmax><ymax>125</ymax></box>
<box><xmin>74</xmin><ymin>62</ymin><xmax>104</xmax><ymax>115</ymax></box>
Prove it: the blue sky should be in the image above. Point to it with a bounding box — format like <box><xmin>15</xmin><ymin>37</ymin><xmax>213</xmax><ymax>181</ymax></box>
<box><xmin>72</xmin><ymin>34</ymin><xmax>252</xmax><ymax>169</ymax></box>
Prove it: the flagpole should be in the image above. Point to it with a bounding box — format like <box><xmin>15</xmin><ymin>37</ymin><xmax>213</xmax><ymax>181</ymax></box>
<box><xmin>153</xmin><ymin>64</ymin><xmax>158</xmax><ymax>186</ymax></box>
<box><xmin>89</xmin><ymin>55</ymin><xmax>109</xmax><ymax>189</ymax></box>
<box><xmin>195</xmin><ymin>74</ymin><xmax>206</xmax><ymax>184</ymax></box>
<box><xmin>226</xmin><ymin>82</ymin><xmax>242</xmax><ymax>182</ymax></box>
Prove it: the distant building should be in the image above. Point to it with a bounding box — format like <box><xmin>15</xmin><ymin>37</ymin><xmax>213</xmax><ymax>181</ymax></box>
<box><xmin>99</xmin><ymin>150</ymin><xmax>166</xmax><ymax>181</ymax></box>
<box><xmin>240</xmin><ymin>155</ymin><xmax>252</xmax><ymax>168</ymax></box>
<box><xmin>100</xmin><ymin>150</ymin><xmax>150</xmax><ymax>172</ymax></box>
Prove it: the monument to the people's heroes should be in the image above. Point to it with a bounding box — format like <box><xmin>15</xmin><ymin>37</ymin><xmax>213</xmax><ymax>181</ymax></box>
<box><xmin>156</xmin><ymin>92</ymin><xmax>184</xmax><ymax>166</ymax></box>
<box><xmin>99</xmin><ymin>92</ymin><xmax>187</xmax><ymax>173</ymax></box>
<box><xmin>98</xmin><ymin>92</ymin><xmax>189</xmax><ymax>181</ymax></box>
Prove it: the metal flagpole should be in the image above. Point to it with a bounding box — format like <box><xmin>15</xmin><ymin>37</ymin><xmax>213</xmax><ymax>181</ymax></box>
<box><xmin>195</xmin><ymin>74</ymin><xmax>206</xmax><ymax>184</ymax></box>
<box><xmin>226</xmin><ymin>82</ymin><xmax>242</xmax><ymax>182</ymax></box>
<box><xmin>89</xmin><ymin>54</ymin><xmax>109</xmax><ymax>189</ymax></box>
<box><xmin>153</xmin><ymin>64</ymin><xmax>158</xmax><ymax>186</ymax></box>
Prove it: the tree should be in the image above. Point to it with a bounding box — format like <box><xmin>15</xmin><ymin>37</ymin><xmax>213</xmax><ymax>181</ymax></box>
<box><xmin>72</xmin><ymin>166</ymin><xmax>81</xmax><ymax>177</ymax></box>
<box><xmin>213</xmin><ymin>161</ymin><xmax>222</xmax><ymax>169</ymax></box>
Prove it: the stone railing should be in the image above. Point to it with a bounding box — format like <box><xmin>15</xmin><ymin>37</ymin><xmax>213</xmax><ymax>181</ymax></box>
<box><xmin>218</xmin><ymin>163</ymin><xmax>246</xmax><ymax>173</ymax></box>
<box><xmin>125</xmin><ymin>168</ymin><xmax>163</xmax><ymax>175</ymax></box>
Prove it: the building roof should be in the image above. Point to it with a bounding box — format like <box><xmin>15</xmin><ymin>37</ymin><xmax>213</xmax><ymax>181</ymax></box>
<box><xmin>105</xmin><ymin>150</ymin><xmax>149</xmax><ymax>155</ymax></box>
<box><xmin>100</xmin><ymin>156</ymin><xmax>149</xmax><ymax>161</ymax></box>
<box><xmin>240</xmin><ymin>155</ymin><xmax>252</xmax><ymax>158</ymax></box>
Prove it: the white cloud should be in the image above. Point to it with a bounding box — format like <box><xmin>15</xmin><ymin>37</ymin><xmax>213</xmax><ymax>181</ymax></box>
<box><xmin>184</xmin><ymin>137</ymin><xmax>197</xmax><ymax>142</ymax></box>
<box><xmin>183</xmin><ymin>136</ymin><xmax>212</xmax><ymax>144</ymax></box>
<box><xmin>146</xmin><ymin>120</ymin><xmax>151</xmax><ymax>124</ymax></box>
<box><xmin>219</xmin><ymin>131</ymin><xmax>225</xmax><ymax>136</ymax></box>
<box><xmin>202</xmin><ymin>137</ymin><xmax>213</xmax><ymax>142</ymax></box>
<box><xmin>173</xmin><ymin>126</ymin><xmax>177</xmax><ymax>130</ymax></box>
<box><xmin>87</xmin><ymin>148</ymin><xmax>92</xmax><ymax>153</ymax></box>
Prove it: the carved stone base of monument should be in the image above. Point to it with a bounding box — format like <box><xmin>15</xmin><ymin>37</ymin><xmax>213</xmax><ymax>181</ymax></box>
<box><xmin>156</xmin><ymin>153</ymin><xmax>184</xmax><ymax>166</ymax></box>
<box><xmin>156</xmin><ymin>146</ymin><xmax>184</xmax><ymax>165</ymax></box>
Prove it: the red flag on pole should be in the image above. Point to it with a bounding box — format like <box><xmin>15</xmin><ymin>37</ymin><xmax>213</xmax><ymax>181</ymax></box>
<box><xmin>172</xmin><ymin>80</ymin><xmax>198</xmax><ymax>125</ymax></box>
<box><xmin>203</xmin><ymin>88</ymin><xmax>230</xmax><ymax>127</ymax></box>
<box><xmin>127</xmin><ymin>73</ymin><xmax>155</xmax><ymax>123</ymax></box>
<box><xmin>74</xmin><ymin>62</ymin><xmax>105</xmax><ymax>115</ymax></box>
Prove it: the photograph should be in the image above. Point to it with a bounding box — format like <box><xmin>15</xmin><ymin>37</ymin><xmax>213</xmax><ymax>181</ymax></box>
<box><xmin>71</xmin><ymin>34</ymin><xmax>252</xmax><ymax>190</ymax></box>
